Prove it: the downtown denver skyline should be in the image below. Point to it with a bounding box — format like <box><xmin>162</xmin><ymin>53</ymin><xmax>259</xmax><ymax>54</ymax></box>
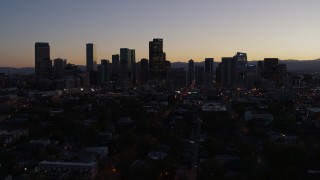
<box><xmin>0</xmin><ymin>0</ymin><xmax>319</xmax><ymax>67</ymax></box>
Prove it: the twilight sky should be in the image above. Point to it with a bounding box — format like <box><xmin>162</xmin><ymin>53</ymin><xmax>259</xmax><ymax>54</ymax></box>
<box><xmin>0</xmin><ymin>0</ymin><xmax>319</xmax><ymax>67</ymax></box>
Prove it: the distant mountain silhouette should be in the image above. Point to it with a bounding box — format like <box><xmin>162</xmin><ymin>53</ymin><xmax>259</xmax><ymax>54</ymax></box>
<box><xmin>0</xmin><ymin>65</ymin><xmax>86</xmax><ymax>74</ymax></box>
<box><xmin>171</xmin><ymin>59</ymin><xmax>320</xmax><ymax>72</ymax></box>
<box><xmin>1</xmin><ymin>59</ymin><xmax>320</xmax><ymax>74</ymax></box>
<box><xmin>0</xmin><ymin>67</ymin><xmax>34</xmax><ymax>74</ymax></box>
<box><xmin>278</xmin><ymin>59</ymin><xmax>320</xmax><ymax>72</ymax></box>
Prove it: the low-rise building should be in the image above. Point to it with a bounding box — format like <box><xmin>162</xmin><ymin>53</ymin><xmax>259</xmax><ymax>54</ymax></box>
<box><xmin>38</xmin><ymin>161</ymin><xmax>98</xmax><ymax>179</ymax></box>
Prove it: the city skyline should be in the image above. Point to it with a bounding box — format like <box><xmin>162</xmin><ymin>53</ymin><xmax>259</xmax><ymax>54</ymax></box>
<box><xmin>1</xmin><ymin>0</ymin><xmax>320</xmax><ymax>67</ymax></box>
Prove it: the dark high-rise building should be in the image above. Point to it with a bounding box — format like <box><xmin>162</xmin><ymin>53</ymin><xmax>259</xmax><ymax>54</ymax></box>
<box><xmin>222</xmin><ymin>57</ymin><xmax>237</xmax><ymax>89</ymax></box>
<box><xmin>140</xmin><ymin>58</ymin><xmax>149</xmax><ymax>83</ymax></box>
<box><xmin>167</xmin><ymin>68</ymin><xmax>187</xmax><ymax>90</ymax></box>
<box><xmin>120</xmin><ymin>48</ymin><xmax>131</xmax><ymax>78</ymax></box>
<box><xmin>263</xmin><ymin>58</ymin><xmax>279</xmax><ymax>81</ymax></box>
<box><xmin>233</xmin><ymin>52</ymin><xmax>247</xmax><ymax>71</ymax></box>
<box><xmin>149</xmin><ymin>38</ymin><xmax>163</xmax><ymax>62</ymax></box>
<box><xmin>204</xmin><ymin>58</ymin><xmax>214</xmax><ymax>87</ymax></box>
<box><xmin>120</xmin><ymin>48</ymin><xmax>136</xmax><ymax>86</ymax></box>
<box><xmin>64</xmin><ymin>63</ymin><xmax>80</xmax><ymax>78</ymax></box>
<box><xmin>100</xmin><ymin>59</ymin><xmax>111</xmax><ymax>83</ymax></box>
<box><xmin>277</xmin><ymin>64</ymin><xmax>287</xmax><ymax>87</ymax></box>
<box><xmin>246</xmin><ymin>64</ymin><xmax>256</xmax><ymax>89</ymax></box>
<box><xmin>112</xmin><ymin>54</ymin><xmax>120</xmax><ymax>77</ymax></box>
<box><xmin>131</xmin><ymin>49</ymin><xmax>136</xmax><ymax>84</ymax></box>
<box><xmin>86</xmin><ymin>43</ymin><xmax>97</xmax><ymax>72</ymax></box>
<box><xmin>35</xmin><ymin>42</ymin><xmax>52</xmax><ymax>80</ymax></box>
<box><xmin>195</xmin><ymin>66</ymin><xmax>204</xmax><ymax>87</ymax></box>
<box><xmin>53</xmin><ymin>58</ymin><xmax>67</xmax><ymax>79</ymax></box>
<box><xmin>188</xmin><ymin>59</ymin><xmax>195</xmax><ymax>85</ymax></box>
<box><xmin>215</xmin><ymin>63</ymin><xmax>222</xmax><ymax>84</ymax></box>
<box><xmin>233</xmin><ymin>52</ymin><xmax>247</xmax><ymax>88</ymax></box>
<box><xmin>264</xmin><ymin>58</ymin><xmax>278</xmax><ymax>72</ymax></box>
<box><xmin>149</xmin><ymin>38</ymin><xmax>167</xmax><ymax>80</ymax></box>
<box><xmin>205</xmin><ymin>58</ymin><xmax>214</xmax><ymax>76</ymax></box>
<box><xmin>257</xmin><ymin>60</ymin><xmax>264</xmax><ymax>78</ymax></box>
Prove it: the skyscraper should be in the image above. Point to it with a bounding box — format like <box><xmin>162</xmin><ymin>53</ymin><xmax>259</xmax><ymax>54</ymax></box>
<box><xmin>204</xmin><ymin>58</ymin><xmax>214</xmax><ymax>87</ymax></box>
<box><xmin>233</xmin><ymin>52</ymin><xmax>247</xmax><ymax>88</ymax></box>
<box><xmin>86</xmin><ymin>43</ymin><xmax>97</xmax><ymax>72</ymax></box>
<box><xmin>277</xmin><ymin>64</ymin><xmax>287</xmax><ymax>87</ymax></box>
<box><xmin>215</xmin><ymin>63</ymin><xmax>222</xmax><ymax>85</ymax></box>
<box><xmin>257</xmin><ymin>60</ymin><xmax>264</xmax><ymax>78</ymax></box>
<box><xmin>195</xmin><ymin>66</ymin><xmax>204</xmax><ymax>87</ymax></box>
<box><xmin>149</xmin><ymin>38</ymin><xmax>163</xmax><ymax>62</ymax></box>
<box><xmin>35</xmin><ymin>42</ymin><xmax>52</xmax><ymax>80</ymax></box>
<box><xmin>188</xmin><ymin>59</ymin><xmax>195</xmax><ymax>85</ymax></box>
<box><xmin>233</xmin><ymin>52</ymin><xmax>247</xmax><ymax>72</ymax></box>
<box><xmin>263</xmin><ymin>58</ymin><xmax>279</xmax><ymax>81</ymax></box>
<box><xmin>149</xmin><ymin>38</ymin><xmax>167</xmax><ymax>80</ymax></box>
<box><xmin>140</xmin><ymin>58</ymin><xmax>149</xmax><ymax>84</ymax></box>
<box><xmin>120</xmin><ymin>48</ymin><xmax>131</xmax><ymax>79</ymax></box>
<box><xmin>246</xmin><ymin>64</ymin><xmax>256</xmax><ymax>89</ymax></box>
<box><xmin>53</xmin><ymin>58</ymin><xmax>67</xmax><ymax>79</ymax></box>
<box><xmin>100</xmin><ymin>59</ymin><xmax>111</xmax><ymax>83</ymax></box>
<box><xmin>112</xmin><ymin>54</ymin><xmax>120</xmax><ymax>77</ymax></box>
<box><xmin>130</xmin><ymin>49</ymin><xmax>136</xmax><ymax>84</ymax></box>
<box><xmin>205</xmin><ymin>58</ymin><xmax>214</xmax><ymax>77</ymax></box>
<box><xmin>222</xmin><ymin>57</ymin><xmax>237</xmax><ymax>89</ymax></box>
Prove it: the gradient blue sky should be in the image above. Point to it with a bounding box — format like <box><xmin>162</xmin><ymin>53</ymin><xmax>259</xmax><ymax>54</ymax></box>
<box><xmin>0</xmin><ymin>0</ymin><xmax>319</xmax><ymax>67</ymax></box>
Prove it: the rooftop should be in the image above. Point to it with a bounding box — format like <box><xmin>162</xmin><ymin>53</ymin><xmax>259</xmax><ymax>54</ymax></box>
<box><xmin>202</xmin><ymin>102</ymin><xmax>227</xmax><ymax>112</ymax></box>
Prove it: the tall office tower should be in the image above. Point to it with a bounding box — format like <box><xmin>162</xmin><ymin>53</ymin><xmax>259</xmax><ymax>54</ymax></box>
<box><xmin>263</xmin><ymin>58</ymin><xmax>279</xmax><ymax>81</ymax></box>
<box><xmin>112</xmin><ymin>54</ymin><xmax>120</xmax><ymax>77</ymax></box>
<box><xmin>277</xmin><ymin>64</ymin><xmax>287</xmax><ymax>87</ymax></box>
<box><xmin>149</xmin><ymin>38</ymin><xmax>167</xmax><ymax>80</ymax></box>
<box><xmin>140</xmin><ymin>58</ymin><xmax>149</xmax><ymax>84</ymax></box>
<box><xmin>234</xmin><ymin>52</ymin><xmax>247</xmax><ymax>71</ymax></box>
<box><xmin>136</xmin><ymin>61</ymin><xmax>141</xmax><ymax>83</ymax></box>
<box><xmin>130</xmin><ymin>49</ymin><xmax>136</xmax><ymax>84</ymax></box>
<box><xmin>222</xmin><ymin>57</ymin><xmax>237</xmax><ymax>89</ymax></box>
<box><xmin>257</xmin><ymin>61</ymin><xmax>264</xmax><ymax>78</ymax></box>
<box><xmin>195</xmin><ymin>66</ymin><xmax>205</xmax><ymax>87</ymax></box>
<box><xmin>215</xmin><ymin>63</ymin><xmax>222</xmax><ymax>84</ymax></box>
<box><xmin>246</xmin><ymin>64</ymin><xmax>256</xmax><ymax>89</ymax></box>
<box><xmin>35</xmin><ymin>42</ymin><xmax>52</xmax><ymax>80</ymax></box>
<box><xmin>188</xmin><ymin>59</ymin><xmax>195</xmax><ymax>85</ymax></box>
<box><xmin>54</xmin><ymin>58</ymin><xmax>67</xmax><ymax>79</ymax></box>
<box><xmin>100</xmin><ymin>59</ymin><xmax>111</xmax><ymax>83</ymax></box>
<box><xmin>205</xmin><ymin>58</ymin><xmax>214</xmax><ymax>77</ymax></box>
<box><xmin>86</xmin><ymin>43</ymin><xmax>97</xmax><ymax>72</ymax></box>
<box><xmin>120</xmin><ymin>48</ymin><xmax>131</xmax><ymax>79</ymax></box>
<box><xmin>233</xmin><ymin>52</ymin><xmax>247</xmax><ymax>88</ymax></box>
<box><xmin>204</xmin><ymin>58</ymin><xmax>214</xmax><ymax>87</ymax></box>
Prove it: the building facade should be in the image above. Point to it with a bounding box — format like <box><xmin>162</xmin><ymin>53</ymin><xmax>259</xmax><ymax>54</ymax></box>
<box><xmin>53</xmin><ymin>58</ymin><xmax>67</xmax><ymax>79</ymax></box>
<box><xmin>86</xmin><ymin>43</ymin><xmax>97</xmax><ymax>72</ymax></box>
<box><xmin>188</xmin><ymin>59</ymin><xmax>195</xmax><ymax>86</ymax></box>
<box><xmin>35</xmin><ymin>42</ymin><xmax>52</xmax><ymax>80</ymax></box>
<box><xmin>233</xmin><ymin>52</ymin><xmax>247</xmax><ymax>88</ymax></box>
<box><xmin>112</xmin><ymin>54</ymin><xmax>120</xmax><ymax>77</ymax></box>
<box><xmin>100</xmin><ymin>59</ymin><xmax>111</xmax><ymax>84</ymax></box>
<box><xmin>140</xmin><ymin>58</ymin><xmax>149</xmax><ymax>84</ymax></box>
<box><xmin>222</xmin><ymin>57</ymin><xmax>237</xmax><ymax>89</ymax></box>
<box><xmin>149</xmin><ymin>38</ymin><xmax>167</xmax><ymax>80</ymax></box>
<box><xmin>204</xmin><ymin>58</ymin><xmax>214</xmax><ymax>88</ymax></box>
<box><xmin>167</xmin><ymin>68</ymin><xmax>187</xmax><ymax>90</ymax></box>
